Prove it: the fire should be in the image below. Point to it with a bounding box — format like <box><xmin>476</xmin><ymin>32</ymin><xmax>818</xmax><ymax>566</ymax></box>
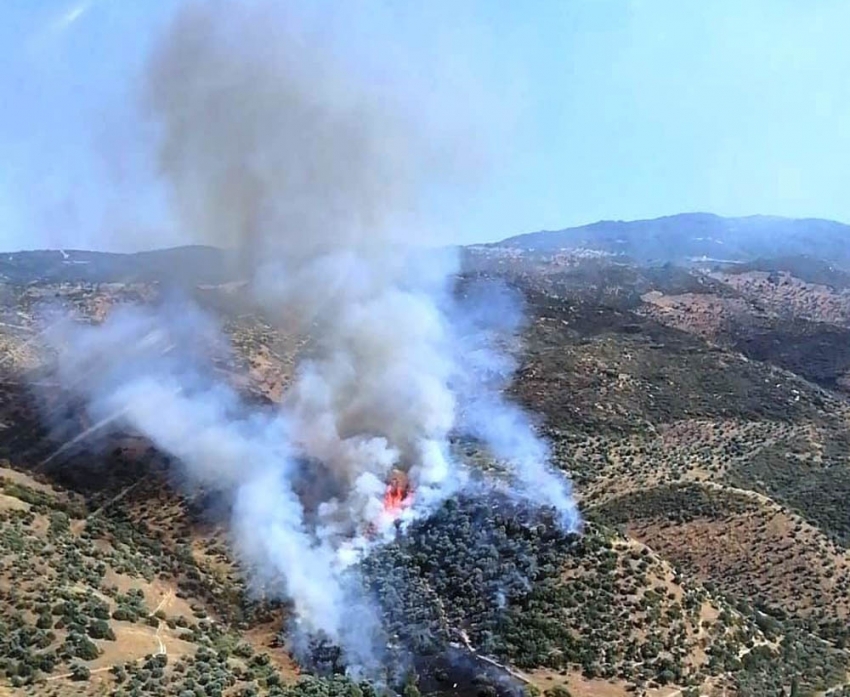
<box><xmin>371</xmin><ymin>470</ymin><xmax>413</xmax><ymax>534</ymax></box>
<box><xmin>383</xmin><ymin>482</ymin><xmax>408</xmax><ymax>515</ymax></box>
<box><xmin>360</xmin><ymin>470</ymin><xmax>415</xmax><ymax>540</ymax></box>
<box><xmin>383</xmin><ymin>470</ymin><xmax>413</xmax><ymax>516</ymax></box>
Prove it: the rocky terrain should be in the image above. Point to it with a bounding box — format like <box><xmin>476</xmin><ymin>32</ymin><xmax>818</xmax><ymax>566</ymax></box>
<box><xmin>1</xmin><ymin>214</ymin><xmax>850</xmax><ymax>696</ymax></box>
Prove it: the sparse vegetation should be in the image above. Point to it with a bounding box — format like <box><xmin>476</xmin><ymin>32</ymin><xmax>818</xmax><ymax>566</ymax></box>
<box><xmin>2</xmin><ymin>245</ymin><xmax>850</xmax><ymax>696</ymax></box>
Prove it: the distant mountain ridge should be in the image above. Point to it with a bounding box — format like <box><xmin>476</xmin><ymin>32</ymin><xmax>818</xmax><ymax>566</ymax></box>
<box><xmin>0</xmin><ymin>245</ymin><xmax>233</xmax><ymax>285</ymax></box>
<box><xmin>487</xmin><ymin>212</ymin><xmax>850</xmax><ymax>267</ymax></box>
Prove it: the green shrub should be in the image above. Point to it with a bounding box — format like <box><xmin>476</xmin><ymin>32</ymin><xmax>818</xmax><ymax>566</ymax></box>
<box><xmin>87</xmin><ymin>619</ymin><xmax>116</xmax><ymax>641</ymax></box>
<box><xmin>71</xmin><ymin>662</ymin><xmax>91</xmax><ymax>681</ymax></box>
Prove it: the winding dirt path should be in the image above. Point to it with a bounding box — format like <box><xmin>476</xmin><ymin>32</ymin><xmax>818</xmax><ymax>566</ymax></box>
<box><xmin>44</xmin><ymin>588</ymin><xmax>176</xmax><ymax>684</ymax></box>
<box><xmin>45</xmin><ymin>666</ymin><xmax>112</xmax><ymax>682</ymax></box>
<box><xmin>150</xmin><ymin>589</ymin><xmax>174</xmax><ymax>655</ymax></box>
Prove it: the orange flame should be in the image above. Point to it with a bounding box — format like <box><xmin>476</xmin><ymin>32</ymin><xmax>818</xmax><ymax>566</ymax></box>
<box><xmin>368</xmin><ymin>470</ymin><xmax>413</xmax><ymax>536</ymax></box>
<box><xmin>374</xmin><ymin>471</ymin><xmax>413</xmax><ymax>533</ymax></box>
<box><xmin>383</xmin><ymin>480</ymin><xmax>411</xmax><ymax>515</ymax></box>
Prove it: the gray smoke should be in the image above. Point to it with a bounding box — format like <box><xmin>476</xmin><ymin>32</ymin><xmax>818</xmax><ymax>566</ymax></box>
<box><xmin>146</xmin><ymin>0</ymin><xmax>418</xmax><ymax>269</ymax></box>
<box><xmin>41</xmin><ymin>0</ymin><xmax>579</xmax><ymax>675</ymax></box>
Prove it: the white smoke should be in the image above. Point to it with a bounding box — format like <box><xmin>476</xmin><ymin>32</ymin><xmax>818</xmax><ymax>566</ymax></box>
<box><xmin>40</xmin><ymin>0</ymin><xmax>580</xmax><ymax>675</ymax></box>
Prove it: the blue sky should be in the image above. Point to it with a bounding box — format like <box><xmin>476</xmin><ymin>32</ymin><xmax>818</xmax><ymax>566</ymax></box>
<box><xmin>1</xmin><ymin>0</ymin><xmax>849</xmax><ymax>251</ymax></box>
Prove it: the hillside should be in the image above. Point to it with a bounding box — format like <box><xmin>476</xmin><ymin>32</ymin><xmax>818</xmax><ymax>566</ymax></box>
<box><xmin>1</xmin><ymin>222</ymin><xmax>850</xmax><ymax>696</ymax></box>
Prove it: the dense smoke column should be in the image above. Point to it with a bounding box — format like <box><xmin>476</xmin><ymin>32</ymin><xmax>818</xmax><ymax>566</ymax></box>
<box><xmin>38</xmin><ymin>0</ymin><xmax>581</xmax><ymax>677</ymax></box>
<box><xmin>145</xmin><ymin>0</ymin><xmax>461</xmax><ymax>530</ymax></box>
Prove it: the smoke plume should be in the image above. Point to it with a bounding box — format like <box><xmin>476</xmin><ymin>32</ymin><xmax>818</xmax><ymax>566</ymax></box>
<box><xmin>41</xmin><ymin>0</ymin><xmax>579</xmax><ymax>676</ymax></box>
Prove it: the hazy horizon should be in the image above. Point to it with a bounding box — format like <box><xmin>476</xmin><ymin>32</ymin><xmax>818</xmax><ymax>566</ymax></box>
<box><xmin>2</xmin><ymin>1</ymin><xmax>850</xmax><ymax>252</ymax></box>
<box><xmin>4</xmin><ymin>210</ymin><xmax>850</xmax><ymax>257</ymax></box>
